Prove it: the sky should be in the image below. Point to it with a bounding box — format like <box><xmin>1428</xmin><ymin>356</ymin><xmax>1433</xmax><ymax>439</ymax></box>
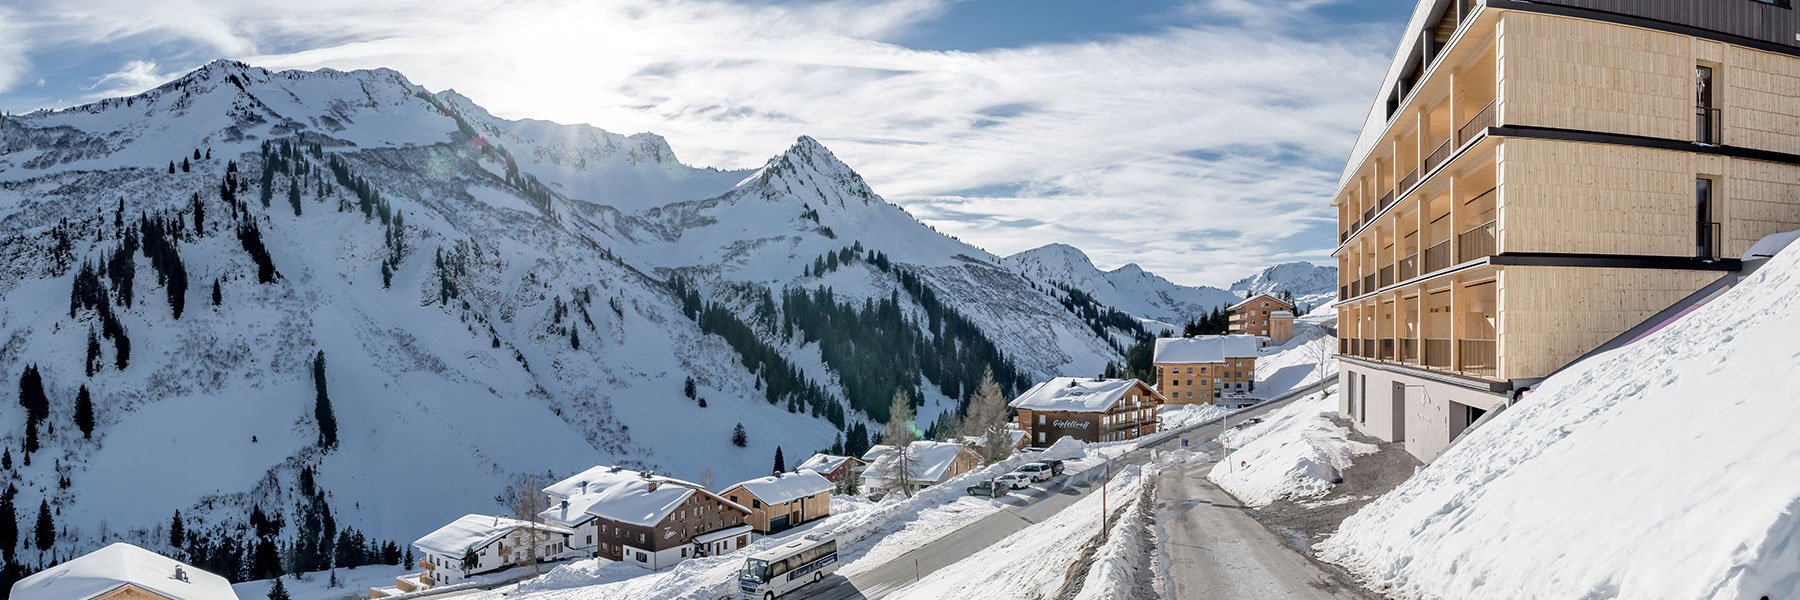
<box><xmin>0</xmin><ymin>0</ymin><xmax>1410</xmax><ymax>287</ymax></box>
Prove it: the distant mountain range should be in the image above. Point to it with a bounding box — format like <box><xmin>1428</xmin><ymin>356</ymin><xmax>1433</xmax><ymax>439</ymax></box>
<box><xmin>0</xmin><ymin>59</ymin><xmax>1332</xmax><ymax>573</ymax></box>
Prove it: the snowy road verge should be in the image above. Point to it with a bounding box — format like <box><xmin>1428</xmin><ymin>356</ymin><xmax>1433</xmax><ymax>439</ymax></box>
<box><xmin>1207</xmin><ymin>390</ymin><xmax>1372</xmax><ymax>507</ymax></box>
<box><xmin>1073</xmin><ymin>462</ymin><xmax>1159</xmax><ymax>600</ymax></box>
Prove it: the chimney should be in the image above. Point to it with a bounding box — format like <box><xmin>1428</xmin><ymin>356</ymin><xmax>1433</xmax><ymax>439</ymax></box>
<box><xmin>560</xmin><ymin>499</ymin><xmax>569</xmax><ymax>511</ymax></box>
<box><xmin>579</xmin><ymin>481</ymin><xmax>588</xmax><ymax>494</ymax></box>
<box><xmin>646</xmin><ymin>480</ymin><xmax>659</xmax><ymax>493</ymax></box>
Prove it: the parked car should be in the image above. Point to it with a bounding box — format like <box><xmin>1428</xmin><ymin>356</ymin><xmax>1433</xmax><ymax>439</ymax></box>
<box><xmin>1039</xmin><ymin>459</ymin><xmax>1065</xmax><ymax>476</ymax></box>
<box><xmin>1014</xmin><ymin>462</ymin><xmax>1054</xmax><ymax>482</ymax></box>
<box><xmin>995</xmin><ymin>472</ymin><xmax>1034</xmax><ymax>489</ymax></box>
<box><xmin>966</xmin><ymin>481</ymin><xmax>1008</xmax><ymax>498</ymax></box>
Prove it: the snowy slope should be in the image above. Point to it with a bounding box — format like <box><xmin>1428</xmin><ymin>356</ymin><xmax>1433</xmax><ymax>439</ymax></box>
<box><xmin>1229</xmin><ymin>261</ymin><xmax>1337</xmax><ymax>311</ymax></box>
<box><xmin>1317</xmin><ymin>239</ymin><xmax>1800</xmax><ymax>599</ymax></box>
<box><xmin>1002</xmin><ymin>243</ymin><xmax>1242</xmax><ymax>324</ymax></box>
<box><xmin>0</xmin><ymin>60</ymin><xmax>1135</xmax><ymax>569</ymax></box>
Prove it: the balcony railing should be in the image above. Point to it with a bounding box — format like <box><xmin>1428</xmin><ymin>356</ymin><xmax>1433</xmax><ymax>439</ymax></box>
<box><xmin>1458</xmin><ymin>220</ymin><xmax>1497</xmax><ymax>262</ymax></box>
<box><xmin>1361</xmin><ymin>339</ymin><xmax>1375</xmax><ymax>358</ymax></box>
<box><xmin>1696</xmin><ymin>106</ymin><xmax>1721</xmax><ymax>145</ymax></box>
<box><xmin>1362</xmin><ymin>203</ymin><xmax>1378</xmax><ymax>227</ymax></box>
<box><xmin>1458</xmin><ymin>100</ymin><xmax>1496</xmax><ymax>145</ymax></box>
<box><xmin>1399</xmin><ymin>252</ymin><xmax>1419</xmax><ymax>281</ymax></box>
<box><xmin>1340</xmin><ymin>284</ymin><xmax>1351</xmax><ymax>300</ymax></box>
<box><xmin>1379</xmin><ymin>265</ymin><xmax>1396</xmax><ymax>287</ymax></box>
<box><xmin>1699</xmin><ymin>220</ymin><xmax>1722</xmax><ymax>259</ymax></box>
<box><xmin>1423</xmin><ymin>138</ymin><xmax>1453</xmax><ymax>174</ymax></box>
<box><xmin>1423</xmin><ymin>338</ymin><xmax>1452</xmax><ymax>369</ymax></box>
<box><xmin>1378</xmin><ymin>189</ymin><xmax>1396</xmax><ymax>211</ymax></box>
<box><xmin>1398</xmin><ymin>168</ymin><xmax>1419</xmax><ymax>194</ymax></box>
<box><xmin>1362</xmin><ymin>273</ymin><xmax>1376</xmax><ymax>294</ymax></box>
<box><xmin>1458</xmin><ymin>339</ymin><xmax>1497</xmax><ymax>377</ymax></box>
<box><xmin>1339</xmin><ymin>337</ymin><xmax>1350</xmax><ymax>355</ymax></box>
<box><xmin>1400</xmin><ymin>338</ymin><xmax>1420</xmax><ymax>364</ymax></box>
<box><xmin>1379</xmin><ymin>339</ymin><xmax>1396</xmax><ymax>361</ymax></box>
<box><xmin>1423</xmin><ymin>240</ymin><xmax>1453</xmax><ymax>273</ymax></box>
<box><xmin>1341</xmin><ymin>230</ymin><xmax>1352</xmax><ymax>244</ymax></box>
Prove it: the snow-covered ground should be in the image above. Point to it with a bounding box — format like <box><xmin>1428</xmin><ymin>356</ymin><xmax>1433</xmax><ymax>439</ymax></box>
<box><xmin>1317</xmin><ymin>240</ymin><xmax>1800</xmax><ymax>600</ymax></box>
<box><xmin>886</xmin><ymin>462</ymin><xmax>1153</xmax><ymax>599</ymax></box>
<box><xmin>1073</xmin><ymin>464</ymin><xmax>1158</xmax><ymax>600</ymax></box>
<box><xmin>1207</xmin><ymin>390</ymin><xmax>1373</xmax><ymax>507</ymax></box>
<box><xmin>1255</xmin><ymin>326</ymin><xmax>1338</xmax><ymax>399</ymax></box>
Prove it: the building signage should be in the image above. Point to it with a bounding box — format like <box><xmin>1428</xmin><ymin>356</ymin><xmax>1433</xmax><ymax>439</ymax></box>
<box><xmin>1052</xmin><ymin>420</ymin><xmax>1090</xmax><ymax>429</ymax></box>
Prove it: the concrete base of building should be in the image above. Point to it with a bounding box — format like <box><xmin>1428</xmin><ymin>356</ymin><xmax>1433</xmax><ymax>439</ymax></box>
<box><xmin>1339</xmin><ymin>360</ymin><xmax>1508</xmax><ymax>462</ymax></box>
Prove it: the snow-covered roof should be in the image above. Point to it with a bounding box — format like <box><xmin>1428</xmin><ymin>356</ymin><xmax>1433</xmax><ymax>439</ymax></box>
<box><xmin>693</xmin><ymin>524</ymin><xmax>754</xmax><ymax>545</ymax></box>
<box><xmin>1154</xmin><ymin>335</ymin><xmax>1261</xmax><ymax>364</ymax></box>
<box><xmin>413</xmin><ymin>515</ymin><xmax>574</xmax><ymax>557</ymax></box>
<box><xmin>550</xmin><ymin>468</ymin><xmax>749</xmax><ymax>528</ymax></box>
<box><xmin>11</xmin><ymin>543</ymin><xmax>238</xmax><ymax>600</ymax></box>
<box><xmin>797</xmin><ymin>453</ymin><xmax>860</xmax><ymax>475</ymax></box>
<box><xmin>725</xmin><ymin>471</ymin><xmax>833</xmax><ymax>506</ymax></box>
<box><xmin>861</xmin><ymin>445</ymin><xmax>893</xmax><ymax>463</ymax></box>
<box><xmin>1008</xmin><ymin>378</ymin><xmax>1158</xmax><ymax>412</ymax></box>
<box><xmin>1229</xmin><ymin>293</ymin><xmax>1293</xmax><ymax>311</ymax></box>
<box><xmin>863</xmin><ymin>441</ymin><xmax>976</xmax><ymax>484</ymax></box>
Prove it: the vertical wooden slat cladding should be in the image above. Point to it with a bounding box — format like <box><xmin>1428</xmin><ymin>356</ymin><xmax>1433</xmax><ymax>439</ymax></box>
<box><xmin>1522</xmin><ymin>0</ymin><xmax>1800</xmax><ymax>49</ymax></box>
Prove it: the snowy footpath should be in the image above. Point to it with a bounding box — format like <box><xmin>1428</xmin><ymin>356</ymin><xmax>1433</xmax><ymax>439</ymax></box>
<box><xmin>1318</xmin><ymin>241</ymin><xmax>1800</xmax><ymax>599</ymax></box>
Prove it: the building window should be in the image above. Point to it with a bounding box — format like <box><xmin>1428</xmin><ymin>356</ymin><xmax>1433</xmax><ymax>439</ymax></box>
<box><xmin>1697</xmin><ymin>177</ymin><xmax>1719</xmax><ymax>258</ymax></box>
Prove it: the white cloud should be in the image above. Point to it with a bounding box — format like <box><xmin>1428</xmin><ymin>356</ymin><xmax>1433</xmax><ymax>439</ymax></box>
<box><xmin>86</xmin><ymin>59</ymin><xmax>183</xmax><ymax>98</ymax></box>
<box><xmin>0</xmin><ymin>8</ymin><xmax>28</xmax><ymax>93</ymax></box>
<box><xmin>0</xmin><ymin>0</ymin><xmax>1388</xmax><ymax>286</ymax></box>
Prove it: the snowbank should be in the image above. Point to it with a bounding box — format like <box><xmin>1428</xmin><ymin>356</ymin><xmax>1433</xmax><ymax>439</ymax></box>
<box><xmin>886</xmin><ymin>464</ymin><xmax>1151</xmax><ymax>599</ymax></box>
<box><xmin>1255</xmin><ymin>327</ymin><xmax>1337</xmax><ymax>399</ymax></box>
<box><xmin>1074</xmin><ymin>468</ymin><xmax>1157</xmax><ymax>600</ymax></box>
<box><xmin>1318</xmin><ymin>241</ymin><xmax>1800</xmax><ymax>600</ymax></box>
<box><xmin>1208</xmin><ymin>391</ymin><xmax>1373</xmax><ymax>507</ymax></box>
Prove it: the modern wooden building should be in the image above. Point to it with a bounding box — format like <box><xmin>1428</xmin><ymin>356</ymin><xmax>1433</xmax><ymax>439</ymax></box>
<box><xmin>1333</xmin><ymin>0</ymin><xmax>1800</xmax><ymax>461</ymax></box>
<box><xmin>1152</xmin><ymin>336</ymin><xmax>1261</xmax><ymax>404</ymax></box>
<box><xmin>1228</xmin><ymin>293</ymin><xmax>1297</xmax><ymax>341</ymax></box>
<box><xmin>1009</xmin><ymin>377</ymin><xmax>1165</xmax><ymax>445</ymax></box>
<box><xmin>720</xmin><ymin>471</ymin><xmax>834</xmax><ymax>533</ymax></box>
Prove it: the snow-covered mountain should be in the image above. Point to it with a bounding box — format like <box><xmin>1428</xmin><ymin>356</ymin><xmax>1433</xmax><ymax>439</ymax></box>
<box><xmin>0</xmin><ymin>61</ymin><xmax>1138</xmax><ymax>575</ymax></box>
<box><xmin>1228</xmin><ymin>261</ymin><xmax>1337</xmax><ymax>310</ymax></box>
<box><xmin>1003</xmin><ymin>244</ymin><xmax>1336</xmax><ymax>325</ymax></box>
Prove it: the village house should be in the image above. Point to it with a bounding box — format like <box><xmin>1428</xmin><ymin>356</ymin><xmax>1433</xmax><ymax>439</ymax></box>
<box><xmin>795</xmin><ymin>453</ymin><xmax>865</xmax><ymax>483</ymax></box>
<box><xmin>1009</xmin><ymin>377</ymin><xmax>1165</xmax><ymax>446</ymax></box>
<box><xmin>720</xmin><ymin>471</ymin><xmax>834</xmax><ymax>533</ymax></box>
<box><xmin>11</xmin><ymin>542</ymin><xmax>239</xmax><ymax>600</ymax></box>
<box><xmin>543</xmin><ymin>467</ymin><xmax>754</xmax><ymax>570</ymax></box>
<box><xmin>861</xmin><ymin>441</ymin><xmax>982</xmax><ymax>494</ymax></box>
<box><xmin>1228</xmin><ymin>293</ymin><xmax>1297</xmax><ymax>342</ymax></box>
<box><xmin>1153</xmin><ymin>335</ymin><xmax>1261</xmax><ymax>404</ymax></box>
<box><xmin>408</xmin><ymin>514</ymin><xmax>575</xmax><ymax>591</ymax></box>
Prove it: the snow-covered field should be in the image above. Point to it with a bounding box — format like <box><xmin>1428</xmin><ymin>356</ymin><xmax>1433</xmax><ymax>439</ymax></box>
<box><xmin>1255</xmin><ymin>326</ymin><xmax>1337</xmax><ymax>399</ymax></box>
<box><xmin>886</xmin><ymin>462</ymin><xmax>1154</xmax><ymax>599</ymax></box>
<box><xmin>1207</xmin><ymin>390</ymin><xmax>1372</xmax><ymax>507</ymax></box>
<box><xmin>1317</xmin><ymin>240</ymin><xmax>1800</xmax><ymax>599</ymax></box>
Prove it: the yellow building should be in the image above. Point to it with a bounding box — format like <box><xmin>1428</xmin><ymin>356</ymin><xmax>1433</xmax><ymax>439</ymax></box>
<box><xmin>1333</xmin><ymin>0</ymin><xmax>1800</xmax><ymax>461</ymax></box>
<box><xmin>1152</xmin><ymin>336</ymin><xmax>1261</xmax><ymax>404</ymax></box>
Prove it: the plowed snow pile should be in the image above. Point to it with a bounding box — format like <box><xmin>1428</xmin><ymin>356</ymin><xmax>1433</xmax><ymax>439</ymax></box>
<box><xmin>1317</xmin><ymin>243</ymin><xmax>1800</xmax><ymax>600</ymax></box>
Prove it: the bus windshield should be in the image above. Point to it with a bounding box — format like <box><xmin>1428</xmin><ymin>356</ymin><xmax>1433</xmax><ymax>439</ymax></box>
<box><xmin>740</xmin><ymin>558</ymin><xmax>768</xmax><ymax>583</ymax></box>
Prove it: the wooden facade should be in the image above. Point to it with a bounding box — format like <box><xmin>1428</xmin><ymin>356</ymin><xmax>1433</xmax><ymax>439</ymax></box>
<box><xmin>1332</xmin><ymin>0</ymin><xmax>1800</xmax><ymax>461</ymax></box>
<box><xmin>1228</xmin><ymin>293</ymin><xmax>1295</xmax><ymax>339</ymax></box>
<box><xmin>1014</xmin><ymin>379</ymin><xmax>1163</xmax><ymax>446</ymax></box>
<box><xmin>592</xmin><ymin>488</ymin><xmax>750</xmax><ymax>565</ymax></box>
<box><xmin>721</xmin><ymin>484</ymin><xmax>831</xmax><ymax>533</ymax></box>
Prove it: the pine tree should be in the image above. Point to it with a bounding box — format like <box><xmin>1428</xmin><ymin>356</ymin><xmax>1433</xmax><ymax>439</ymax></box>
<box><xmin>288</xmin><ymin>178</ymin><xmax>303</xmax><ymax>216</ymax></box>
<box><xmin>731</xmin><ymin>423</ymin><xmax>748</xmax><ymax>447</ymax></box>
<box><xmin>313</xmin><ymin>352</ymin><xmax>337</xmax><ymax>449</ymax></box>
<box><xmin>85</xmin><ymin>328</ymin><xmax>102</xmax><ymax>377</ymax></box>
<box><xmin>569</xmin><ymin>326</ymin><xmax>580</xmax><ymax>350</ymax></box>
<box><xmin>772</xmin><ymin>446</ymin><xmax>785</xmax><ymax>474</ymax></box>
<box><xmin>75</xmin><ymin>385</ymin><xmax>94</xmax><ymax>439</ymax></box>
<box><xmin>170</xmin><ymin>510</ymin><xmax>185</xmax><ymax>548</ymax></box>
<box><xmin>461</xmin><ymin>548</ymin><xmax>479</xmax><ymax>573</ymax></box>
<box><xmin>211</xmin><ymin>279</ymin><xmax>221</xmax><ymax>307</ymax></box>
<box><xmin>181</xmin><ymin>157</ymin><xmax>190</xmax><ymax>173</ymax></box>
<box><xmin>168</xmin><ymin>161</ymin><xmax>175</xmax><ymax>174</ymax></box>
<box><xmin>0</xmin><ymin>485</ymin><xmax>16</xmax><ymax>564</ymax></box>
<box><xmin>33</xmin><ymin>499</ymin><xmax>52</xmax><ymax>553</ymax></box>
<box><xmin>266</xmin><ymin>577</ymin><xmax>291</xmax><ymax>600</ymax></box>
<box><xmin>683</xmin><ymin>377</ymin><xmax>697</xmax><ymax>400</ymax></box>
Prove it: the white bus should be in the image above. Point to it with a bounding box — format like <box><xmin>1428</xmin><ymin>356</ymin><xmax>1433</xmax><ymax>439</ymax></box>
<box><xmin>738</xmin><ymin>535</ymin><xmax>839</xmax><ymax>599</ymax></box>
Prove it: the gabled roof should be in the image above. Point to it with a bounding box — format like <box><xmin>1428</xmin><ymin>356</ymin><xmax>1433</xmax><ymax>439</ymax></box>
<box><xmin>862</xmin><ymin>441</ymin><xmax>977</xmax><ymax>484</ymax></box>
<box><xmin>1008</xmin><ymin>378</ymin><xmax>1159</xmax><ymax>412</ymax></box>
<box><xmin>1154</xmin><ymin>335</ymin><xmax>1261</xmax><ymax>364</ymax></box>
<box><xmin>413</xmin><ymin>515</ymin><xmax>575</xmax><ymax>557</ymax></box>
<box><xmin>550</xmin><ymin>469</ymin><xmax>749</xmax><ymax>528</ymax></box>
<box><xmin>1228</xmin><ymin>293</ymin><xmax>1294</xmax><ymax>311</ymax></box>
<box><xmin>724</xmin><ymin>471</ymin><xmax>833</xmax><ymax>506</ymax></box>
<box><xmin>797</xmin><ymin>453</ymin><xmax>861</xmax><ymax>475</ymax></box>
<box><xmin>11</xmin><ymin>543</ymin><xmax>238</xmax><ymax>600</ymax></box>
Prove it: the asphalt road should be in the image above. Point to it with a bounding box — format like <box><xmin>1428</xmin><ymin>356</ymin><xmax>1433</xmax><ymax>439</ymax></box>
<box><xmin>798</xmin><ymin>385</ymin><xmax>1323</xmax><ymax>600</ymax></box>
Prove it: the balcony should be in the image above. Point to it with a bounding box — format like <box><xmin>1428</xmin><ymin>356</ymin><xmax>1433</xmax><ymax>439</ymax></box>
<box><xmin>1422</xmin><ymin>338</ymin><xmax>1452</xmax><ymax>369</ymax></box>
<box><xmin>1400</xmin><ymin>338</ymin><xmax>1420</xmax><ymax>364</ymax></box>
<box><xmin>1398</xmin><ymin>168</ymin><xmax>1419</xmax><ymax>194</ymax></box>
<box><xmin>1340</xmin><ymin>284</ymin><xmax>1351</xmax><ymax>300</ymax></box>
<box><xmin>1362</xmin><ymin>273</ymin><xmax>1376</xmax><ymax>294</ymax></box>
<box><xmin>1699</xmin><ymin>221</ymin><xmax>1722</xmax><ymax>259</ymax></box>
<box><xmin>1423</xmin><ymin>138</ymin><xmax>1453</xmax><ymax>174</ymax></box>
<box><xmin>1379</xmin><ymin>265</ymin><xmax>1396</xmax><ymax>288</ymax></box>
<box><xmin>1458</xmin><ymin>339</ymin><xmax>1497</xmax><ymax>377</ymax></box>
<box><xmin>1360</xmin><ymin>338</ymin><xmax>1375</xmax><ymax>358</ymax></box>
<box><xmin>1423</xmin><ymin>240</ymin><xmax>1453</xmax><ymax>273</ymax></box>
<box><xmin>1458</xmin><ymin>219</ymin><xmax>1496</xmax><ymax>262</ymax></box>
<box><xmin>1379</xmin><ymin>339</ymin><xmax>1396</xmax><ymax>361</ymax></box>
<box><xmin>1378</xmin><ymin>189</ymin><xmax>1396</xmax><ymax>211</ymax></box>
<box><xmin>1399</xmin><ymin>253</ymin><xmax>1419</xmax><ymax>281</ymax></box>
<box><xmin>1696</xmin><ymin>107</ymin><xmax>1721</xmax><ymax>145</ymax></box>
<box><xmin>1458</xmin><ymin>100</ymin><xmax>1495</xmax><ymax>145</ymax></box>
